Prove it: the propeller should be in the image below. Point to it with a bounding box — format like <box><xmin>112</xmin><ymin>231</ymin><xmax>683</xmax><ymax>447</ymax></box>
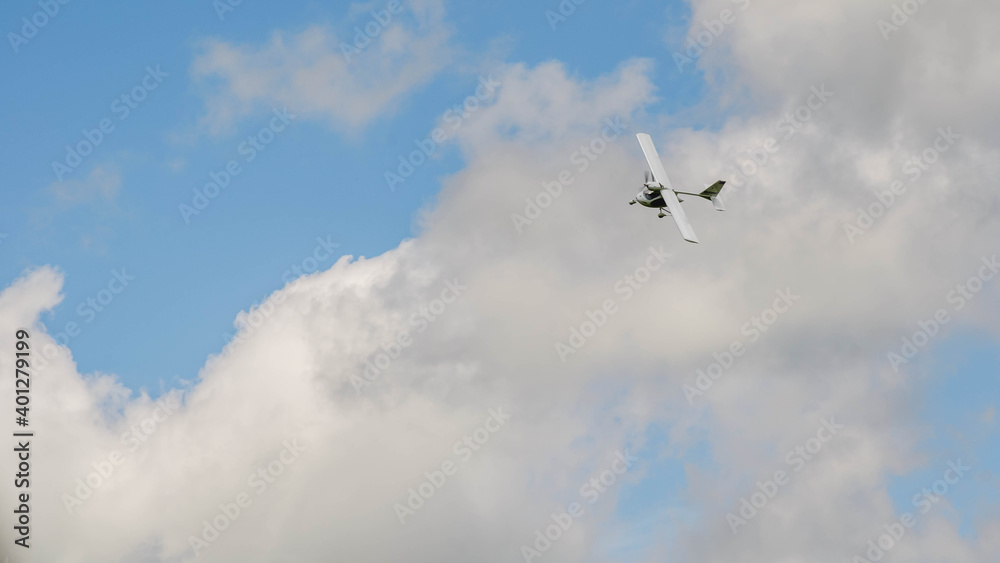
<box><xmin>644</xmin><ymin>170</ymin><xmax>650</xmax><ymax>183</ymax></box>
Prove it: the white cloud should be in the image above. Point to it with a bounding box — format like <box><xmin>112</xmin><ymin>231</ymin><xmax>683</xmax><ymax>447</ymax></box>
<box><xmin>3</xmin><ymin>1</ymin><xmax>1000</xmax><ymax>561</ymax></box>
<box><xmin>191</xmin><ymin>0</ymin><xmax>451</xmax><ymax>135</ymax></box>
<box><xmin>47</xmin><ymin>165</ymin><xmax>122</xmax><ymax>206</ymax></box>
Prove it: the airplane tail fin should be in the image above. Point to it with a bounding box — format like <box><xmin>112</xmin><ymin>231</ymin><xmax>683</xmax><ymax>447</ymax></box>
<box><xmin>699</xmin><ymin>180</ymin><xmax>726</xmax><ymax>211</ymax></box>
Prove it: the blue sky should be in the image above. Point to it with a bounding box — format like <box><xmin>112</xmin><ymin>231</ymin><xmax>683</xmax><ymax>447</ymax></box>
<box><xmin>3</xmin><ymin>1</ymin><xmax>999</xmax><ymax>561</ymax></box>
<box><xmin>0</xmin><ymin>0</ymin><xmax>710</xmax><ymax>392</ymax></box>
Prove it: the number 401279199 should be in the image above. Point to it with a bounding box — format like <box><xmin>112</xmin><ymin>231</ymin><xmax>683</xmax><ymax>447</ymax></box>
<box><xmin>14</xmin><ymin>329</ymin><xmax>30</xmax><ymax>425</ymax></box>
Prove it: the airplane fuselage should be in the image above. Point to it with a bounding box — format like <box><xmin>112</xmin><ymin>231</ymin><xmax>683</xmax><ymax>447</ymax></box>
<box><xmin>634</xmin><ymin>188</ymin><xmax>666</xmax><ymax>208</ymax></box>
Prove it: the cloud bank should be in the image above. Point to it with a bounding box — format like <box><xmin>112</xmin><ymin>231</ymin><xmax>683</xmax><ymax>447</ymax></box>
<box><xmin>2</xmin><ymin>1</ymin><xmax>1000</xmax><ymax>561</ymax></box>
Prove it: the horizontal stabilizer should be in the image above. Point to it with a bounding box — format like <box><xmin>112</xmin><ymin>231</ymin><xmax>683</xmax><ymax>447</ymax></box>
<box><xmin>701</xmin><ymin>180</ymin><xmax>726</xmax><ymax>211</ymax></box>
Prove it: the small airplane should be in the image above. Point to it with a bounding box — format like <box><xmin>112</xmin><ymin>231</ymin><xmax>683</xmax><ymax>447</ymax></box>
<box><xmin>629</xmin><ymin>133</ymin><xmax>726</xmax><ymax>244</ymax></box>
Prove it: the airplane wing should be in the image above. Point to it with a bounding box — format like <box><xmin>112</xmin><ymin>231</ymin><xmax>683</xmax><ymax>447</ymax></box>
<box><xmin>636</xmin><ymin>133</ymin><xmax>699</xmax><ymax>243</ymax></box>
<box><xmin>636</xmin><ymin>133</ymin><xmax>672</xmax><ymax>191</ymax></box>
<box><xmin>660</xmin><ymin>188</ymin><xmax>700</xmax><ymax>243</ymax></box>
